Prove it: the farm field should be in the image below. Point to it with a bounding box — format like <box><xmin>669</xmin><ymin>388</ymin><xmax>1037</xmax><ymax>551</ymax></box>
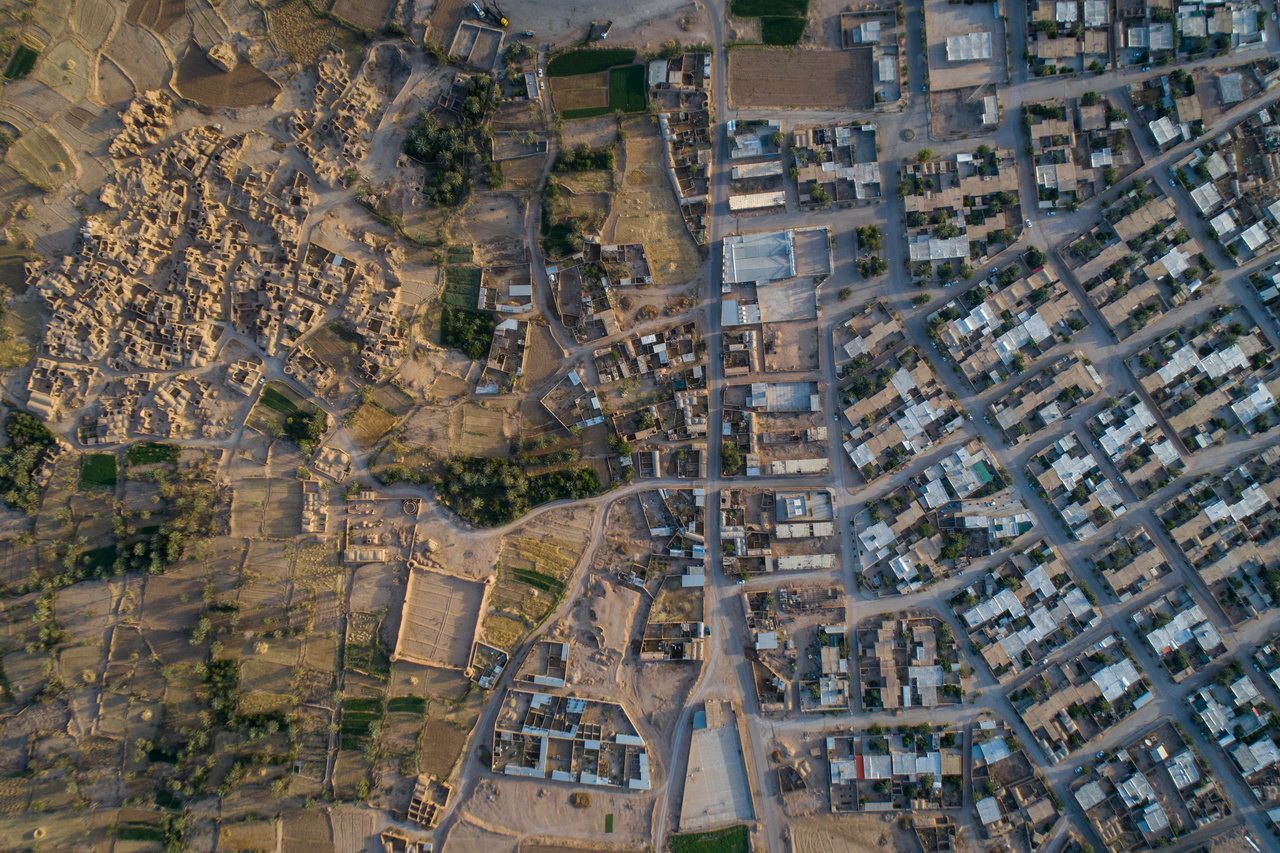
<box><xmin>731</xmin><ymin>0</ymin><xmax>810</xmax><ymax>45</ymax></box>
<box><xmin>546</xmin><ymin>47</ymin><xmax>637</xmax><ymax>77</ymax></box>
<box><xmin>6</xmin><ymin>126</ymin><xmax>74</xmax><ymax>190</ymax></box>
<box><xmin>174</xmin><ymin>44</ymin><xmax>281</xmax><ymax>108</ymax></box>
<box><xmin>549</xmin><ymin>72</ymin><xmax>609</xmax><ymax>113</ymax></box>
<box><xmin>73</xmin><ymin>0</ymin><xmax>117</xmax><ymax>50</ymax></box>
<box><xmin>269</xmin><ymin>0</ymin><xmax>344</xmax><ymax>66</ymax></box>
<box><xmin>553</xmin><ymin>65</ymin><xmax>648</xmax><ymax>118</ymax></box>
<box><xmin>126</xmin><ymin>0</ymin><xmax>185</xmax><ymax>34</ymax></box>
<box><xmin>331</xmin><ymin>0</ymin><xmax>393</xmax><ymax>31</ymax></box>
<box><xmin>80</xmin><ymin>453</ymin><xmax>117</xmax><ymax>488</ymax></box>
<box><xmin>728</xmin><ymin>47</ymin><xmax>874</xmax><ymax>109</ymax></box>
<box><xmin>4</xmin><ymin>45</ymin><xmax>38</xmax><ymax>80</ymax></box>
<box><xmin>36</xmin><ymin>41</ymin><xmax>91</xmax><ymax>103</ymax></box>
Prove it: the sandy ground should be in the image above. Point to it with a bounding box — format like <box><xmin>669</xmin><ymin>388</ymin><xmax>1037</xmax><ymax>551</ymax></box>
<box><xmin>456</xmin><ymin>778</ymin><xmax>654</xmax><ymax>849</ymax></box>
<box><xmin>486</xmin><ymin>0</ymin><xmax>706</xmax><ymax>48</ymax></box>
<box><xmin>607</xmin><ymin>118</ymin><xmax>700</xmax><ymax>286</ymax></box>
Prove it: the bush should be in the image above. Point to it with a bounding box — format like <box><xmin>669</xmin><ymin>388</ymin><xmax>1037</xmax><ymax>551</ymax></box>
<box><xmin>569</xmin><ymin>792</ymin><xmax>592</xmax><ymax>808</ymax></box>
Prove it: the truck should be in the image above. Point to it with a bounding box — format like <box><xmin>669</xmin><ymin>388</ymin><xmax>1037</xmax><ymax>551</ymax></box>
<box><xmin>485</xmin><ymin>3</ymin><xmax>508</xmax><ymax>26</ymax></box>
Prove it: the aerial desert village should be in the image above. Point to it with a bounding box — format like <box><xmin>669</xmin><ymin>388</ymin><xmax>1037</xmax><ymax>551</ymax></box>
<box><xmin>13</xmin><ymin>1</ymin><xmax>1280</xmax><ymax>853</ymax></box>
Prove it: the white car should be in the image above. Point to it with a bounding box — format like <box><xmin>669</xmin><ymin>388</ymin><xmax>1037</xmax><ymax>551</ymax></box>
<box><xmin>1025</xmin><ymin>218</ymin><xmax>1032</xmax><ymax>227</ymax></box>
<box><xmin>537</xmin><ymin>67</ymin><xmax>544</xmax><ymax>78</ymax></box>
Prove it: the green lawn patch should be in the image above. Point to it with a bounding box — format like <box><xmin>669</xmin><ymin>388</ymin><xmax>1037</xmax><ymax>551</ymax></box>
<box><xmin>608</xmin><ymin>64</ymin><xmax>647</xmax><ymax>113</ymax></box>
<box><xmin>81</xmin><ymin>453</ymin><xmax>118</xmax><ymax>487</ymax></box>
<box><xmin>547</xmin><ymin>47</ymin><xmax>636</xmax><ymax>77</ymax></box>
<box><xmin>670</xmin><ymin>826</ymin><xmax>751</xmax><ymax>853</ymax></box>
<box><xmin>732</xmin><ymin>0</ymin><xmax>808</xmax><ymax>16</ymax></box>
<box><xmin>4</xmin><ymin>45</ymin><xmax>39</xmax><ymax>80</ymax></box>
<box><xmin>439</xmin><ymin>305</ymin><xmax>496</xmax><ymax>360</ymax></box>
<box><xmin>604</xmin><ymin>814</ymin><xmax>613</xmax><ymax>833</ymax></box>
<box><xmin>761</xmin><ymin>16</ymin><xmax>807</xmax><ymax>44</ymax></box>
<box><xmin>387</xmin><ymin>696</ymin><xmax>426</xmax><ymax>714</ymax></box>
<box><xmin>126</xmin><ymin>442</ymin><xmax>180</xmax><ymax>466</ymax></box>
<box><xmin>446</xmin><ymin>245</ymin><xmax>474</xmax><ymax>263</ymax></box>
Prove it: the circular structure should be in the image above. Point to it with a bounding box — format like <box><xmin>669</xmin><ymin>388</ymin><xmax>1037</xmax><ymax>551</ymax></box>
<box><xmin>402</xmin><ymin>498</ymin><xmax>419</xmax><ymax>515</ymax></box>
<box><xmin>901</xmin><ymin>128</ymin><xmax>916</xmax><ymax>141</ymax></box>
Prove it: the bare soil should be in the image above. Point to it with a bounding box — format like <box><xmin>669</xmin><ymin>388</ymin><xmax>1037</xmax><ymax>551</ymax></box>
<box><xmin>174</xmin><ymin>44</ymin><xmax>282</xmax><ymax>108</ymax></box>
<box><xmin>728</xmin><ymin>47</ymin><xmax>875</xmax><ymax>109</ymax></box>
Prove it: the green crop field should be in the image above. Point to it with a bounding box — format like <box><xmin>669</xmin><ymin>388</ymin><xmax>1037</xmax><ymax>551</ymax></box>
<box><xmin>443</xmin><ymin>266</ymin><xmax>483</xmax><ymax>308</ymax></box>
<box><xmin>562</xmin><ymin>65</ymin><xmax>648</xmax><ymax>119</ymax></box>
<box><xmin>670</xmin><ymin>826</ymin><xmax>751</xmax><ymax>853</ymax></box>
<box><xmin>126</xmin><ymin>442</ymin><xmax>180</xmax><ymax>466</ymax></box>
<box><xmin>326</xmin><ymin>321</ymin><xmax>363</xmax><ymax>344</ymax></box>
<box><xmin>387</xmin><ymin>696</ymin><xmax>426</xmax><ymax>714</ymax></box>
<box><xmin>259</xmin><ymin>387</ymin><xmax>302</xmax><ymax>417</ymax></box>
<box><xmin>508</xmin><ymin>568</ymin><xmax>565</xmax><ymax>593</ymax></box>
<box><xmin>4</xmin><ymin>45</ymin><xmax>39</xmax><ymax>80</ymax></box>
<box><xmin>762</xmin><ymin>16</ymin><xmax>807</xmax><ymax>44</ymax></box>
<box><xmin>547</xmin><ymin>47</ymin><xmax>636</xmax><ymax>77</ymax></box>
<box><xmin>733</xmin><ymin>0</ymin><xmax>808</xmax><ymax>16</ymax></box>
<box><xmin>732</xmin><ymin>0</ymin><xmax>809</xmax><ymax>44</ymax></box>
<box><xmin>81</xmin><ymin>453</ymin><xmax>117</xmax><ymax>487</ymax></box>
<box><xmin>608</xmin><ymin>65</ymin><xmax>646</xmax><ymax>113</ymax></box>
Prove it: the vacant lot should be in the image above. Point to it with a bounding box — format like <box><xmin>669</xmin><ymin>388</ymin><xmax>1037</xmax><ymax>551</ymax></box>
<box><xmin>608</xmin><ymin>118</ymin><xmax>700</xmax><ymax>285</ymax></box>
<box><xmin>175</xmin><ymin>44</ymin><xmax>281</xmax><ymax>108</ymax></box>
<box><xmin>728</xmin><ymin>47</ymin><xmax>873</xmax><ymax>109</ymax></box>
